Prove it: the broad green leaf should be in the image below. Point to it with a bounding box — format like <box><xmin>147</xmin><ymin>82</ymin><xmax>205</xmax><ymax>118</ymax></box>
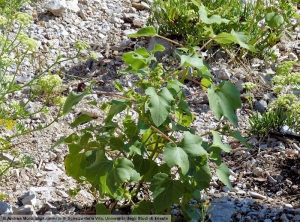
<box><xmin>183</xmin><ymin>204</ymin><xmax>201</xmax><ymax>220</ymax></box>
<box><xmin>230</xmin><ymin>30</ymin><xmax>255</xmax><ymax>52</ymax></box>
<box><xmin>110</xmin><ymin>137</ymin><xmax>124</xmax><ymax>151</ymax></box>
<box><xmin>163</xmin><ymin>132</ymin><xmax>206</xmax><ymax>175</ymax></box>
<box><xmin>124</xmin><ymin>137</ymin><xmax>146</xmax><ymax>155</ymax></box>
<box><xmin>188</xmin><ymin>156</ymin><xmax>211</xmax><ymax>189</ymax></box>
<box><xmin>128</xmin><ymin>26</ymin><xmax>157</xmax><ymax>38</ymax></box>
<box><xmin>145</xmin><ymin>87</ymin><xmax>175</xmax><ymax>126</ymax></box>
<box><xmin>150</xmin><ymin>173</ymin><xmax>184</xmax><ymax>212</ymax></box>
<box><xmin>201</xmin><ymin>78</ymin><xmax>213</xmax><ymax>90</ymax></box>
<box><xmin>104</xmin><ymin>101</ymin><xmax>127</xmax><ymax>124</ymax></box>
<box><xmin>167</xmin><ymin>80</ymin><xmax>186</xmax><ymax>100</ymax></box>
<box><xmin>123</xmin><ymin>119</ymin><xmax>138</xmax><ymax>138</ymax></box>
<box><xmin>138</xmin><ymin>120</ymin><xmax>150</xmax><ymax>134</ymax></box>
<box><xmin>207</xmin><ymin>81</ymin><xmax>241</xmax><ymax>126</ymax></box>
<box><xmin>215</xmin><ymin>31</ymin><xmax>256</xmax><ymax>52</ymax></box>
<box><xmin>133</xmin><ymin>155</ymin><xmax>160</xmax><ymax>182</ymax></box>
<box><xmin>96</xmin><ymin>203</ymin><xmax>110</xmax><ymax>215</ymax></box>
<box><xmin>122</xmin><ymin>51</ymin><xmax>147</xmax><ymax>71</ymax></box>
<box><xmin>216</xmin><ymin>163</ymin><xmax>232</xmax><ymax>190</ymax></box>
<box><xmin>230</xmin><ymin>131</ymin><xmax>252</xmax><ymax>148</ymax></box>
<box><xmin>68</xmin><ymin>144</ymin><xmax>83</xmax><ymax>155</ymax></box>
<box><xmin>132</xmin><ymin>201</ymin><xmax>153</xmax><ymax>215</ymax></box>
<box><xmin>151</xmin><ymin>44</ymin><xmax>165</xmax><ymax>54</ymax></box>
<box><xmin>215</xmin><ymin>32</ymin><xmax>236</xmax><ymax>44</ymax></box>
<box><xmin>211</xmin><ymin>131</ymin><xmax>232</xmax><ymax>152</ymax></box>
<box><xmin>177</xmin><ymin>100</ymin><xmax>192</xmax><ymax>117</ymax></box>
<box><xmin>266</xmin><ymin>12</ymin><xmax>284</xmax><ymax>28</ymax></box>
<box><xmin>70</xmin><ymin>114</ymin><xmax>93</xmax><ymax>128</ymax></box>
<box><xmin>85</xmin><ymin>150</ymin><xmax>140</xmax><ymax>196</ymax></box>
<box><xmin>64</xmin><ymin>152</ymin><xmax>88</xmax><ymax>181</ymax></box>
<box><xmin>63</xmin><ymin>85</ymin><xmax>91</xmax><ymax>115</ymax></box>
<box><xmin>175</xmin><ymin>50</ymin><xmax>205</xmax><ymax>70</ymax></box>
<box><xmin>164</xmin><ymin>143</ymin><xmax>189</xmax><ymax>175</ymax></box>
<box><xmin>209</xmin><ymin>146</ymin><xmax>222</xmax><ymax>166</ymax></box>
<box><xmin>192</xmin><ymin>189</ymin><xmax>201</xmax><ymax>200</ymax></box>
<box><xmin>199</xmin><ymin>5</ymin><xmax>229</xmax><ymax>24</ymax></box>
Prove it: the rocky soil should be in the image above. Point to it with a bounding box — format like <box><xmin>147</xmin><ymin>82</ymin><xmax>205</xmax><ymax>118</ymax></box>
<box><xmin>0</xmin><ymin>0</ymin><xmax>300</xmax><ymax>221</ymax></box>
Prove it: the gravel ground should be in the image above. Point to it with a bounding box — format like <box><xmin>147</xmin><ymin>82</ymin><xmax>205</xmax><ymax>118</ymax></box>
<box><xmin>0</xmin><ymin>0</ymin><xmax>300</xmax><ymax>221</ymax></box>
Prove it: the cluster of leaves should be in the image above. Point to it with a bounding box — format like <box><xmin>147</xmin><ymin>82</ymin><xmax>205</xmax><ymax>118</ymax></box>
<box><xmin>58</xmin><ymin>27</ymin><xmax>249</xmax><ymax>220</ymax></box>
<box><xmin>249</xmin><ymin>61</ymin><xmax>300</xmax><ymax>136</ymax></box>
<box><xmin>147</xmin><ymin>0</ymin><xmax>298</xmax><ymax>58</ymax></box>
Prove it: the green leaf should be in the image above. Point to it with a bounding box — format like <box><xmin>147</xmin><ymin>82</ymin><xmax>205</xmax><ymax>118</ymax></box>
<box><xmin>188</xmin><ymin>156</ymin><xmax>212</xmax><ymax>189</ymax></box>
<box><xmin>183</xmin><ymin>204</ymin><xmax>201</xmax><ymax>220</ymax></box>
<box><xmin>138</xmin><ymin>120</ymin><xmax>150</xmax><ymax>134</ymax></box>
<box><xmin>70</xmin><ymin>114</ymin><xmax>93</xmax><ymax>128</ymax></box>
<box><xmin>96</xmin><ymin>203</ymin><xmax>111</xmax><ymax>215</ymax></box>
<box><xmin>216</xmin><ymin>163</ymin><xmax>232</xmax><ymax>190</ymax></box>
<box><xmin>132</xmin><ymin>201</ymin><xmax>153</xmax><ymax>215</ymax></box>
<box><xmin>164</xmin><ymin>143</ymin><xmax>189</xmax><ymax>175</ymax></box>
<box><xmin>175</xmin><ymin>50</ymin><xmax>205</xmax><ymax>70</ymax></box>
<box><xmin>124</xmin><ymin>137</ymin><xmax>146</xmax><ymax>155</ymax></box>
<box><xmin>207</xmin><ymin>81</ymin><xmax>241</xmax><ymax>126</ymax></box>
<box><xmin>177</xmin><ymin>100</ymin><xmax>192</xmax><ymax>117</ymax></box>
<box><xmin>85</xmin><ymin>150</ymin><xmax>140</xmax><ymax>196</ymax></box>
<box><xmin>114</xmin><ymin>80</ymin><xmax>124</xmax><ymax>92</ymax></box>
<box><xmin>128</xmin><ymin>26</ymin><xmax>157</xmax><ymax>38</ymax></box>
<box><xmin>215</xmin><ymin>31</ymin><xmax>256</xmax><ymax>52</ymax></box>
<box><xmin>64</xmin><ymin>152</ymin><xmax>88</xmax><ymax>181</ymax></box>
<box><xmin>230</xmin><ymin>131</ymin><xmax>252</xmax><ymax>148</ymax></box>
<box><xmin>199</xmin><ymin>5</ymin><xmax>229</xmax><ymax>24</ymax></box>
<box><xmin>109</xmin><ymin>137</ymin><xmax>124</xmax><ymax>151</ymax></box>
<box><xmin>145</xmin><ymin>87</ymin><xmax>175</xmax><ymax>126</ymax></box>
<box><xmin>151</xmin><ymin>44</ymin><xmax>165</xmax><ymax>54</ymax></box>
<box><xmin>123</xmin><ymin>119</ymin><xmax>138</xmax><ymax>138</ymax></box>
<box><xmin>150</xmin><ymin>173</ymin><xmax>184</xmax><ymax>212</ymax></box>
<box><xmin>133</xmin><ymin>155</ymin><xmax>160</xmax><ymax>182</ymax></box>
<box><xmin>105</xmin><ymin>101</ymin><xmax>128</xmax><ymax>124</ymax></box>
<box><xmin>211</xmin><ymin>131</ymin><xmax>232</xmax><ymax>152</ymax></box>
<box><xmin>230</xmin><ymin>30</ymin><xmax>255</xmax><ymax>52</ymax></box>
<box><xmin>63</xmin><ymin>85</ymin><xmax>92</xmax><ymax>115</ymax></box>
<box><xmin>266</xmin><ymin>12</ymin><xmax>284</xmax><ymax>28</ymax></box>
<box><xmin>163</xmin><ymin>132</ymin><xmax>206</xmax><ymax>175</ymax></box>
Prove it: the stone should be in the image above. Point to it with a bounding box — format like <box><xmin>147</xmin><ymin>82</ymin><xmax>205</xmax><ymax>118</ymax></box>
<box><xmin>288</xmin><ymin>52</ymin><xmax>298</xmax><ymax>61</ymax></box>
<box><xmin>0</xmin><ymin>201</ymin><xmax>12</xmax><ymax>214</ymax></box>
<box><xmin>209</xmin><ymin>199</ymin><xmax>237</xmax><ymax>222</ymax></box>
<box><xmin>147</xmin><ymin>37</ymin><xmax>173</xmax><ymax>59</ymax></box>
<box><xmin>249</xmin><ymin>192</ymin><xmax>267</xmax><ymax>200</ymax></box>
<box><xmin>254</xmin><ymin>100</ymin><xmax>268</xmax><ymax>113</ymax></box>
<box><xmin>21</xmin><ymin>192</ymin><xmax>37</xmax><ymax>207</ymax></box>
<box><xmin>217</xmin><ymin>69</ymin><xmax>231</xmax><ymax>80</ymax></box>
<box><xmin>44</xmin><ymin>162</ymin><xmax>58</xmax><ymax>171</ymax></box>
<box><xmin>13</xmin><ymin>205</ymin><xmax>36</xmax><ymax>215</ymax></box>
<box><xmin>44</xmin><ymin>0</ymin><xmax>68</xmax><ymax>16</ymax></box>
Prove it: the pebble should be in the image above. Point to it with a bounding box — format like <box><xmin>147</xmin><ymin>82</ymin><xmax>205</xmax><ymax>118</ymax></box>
<box><xmin>0</xmin><ymin>201</ymin><xmax>12</xmax><ymax>214</ymax></box>
<box><xmin>249</xmin><ymin>192</ymin><xmax>267</xmax><ymax>200</ymax></box>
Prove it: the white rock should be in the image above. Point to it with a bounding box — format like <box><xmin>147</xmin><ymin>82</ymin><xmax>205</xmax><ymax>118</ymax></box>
<box><xmin>44</xmin><ymin>0</ymin><xmax>68</xmax><ymax>16</ymax></box>
<box><xmin>288</xmin><ymin>52</ymin><xmax>298</xmax><ymax>61</ymax></box>
<box><xmin>217</xmin><ymin>69</ymin><xmax>231</xmax><ymax>80</ymax></box>
<box><xmin>21</xmin><ymin>192</ymin><xmax>37</xmax><ymax>207</ymax></box>
<box><xmin>0</xmin><ymin>202</ymin><xmax>12</xmax><ymax>214</ymax></box>
<box><xmin>13</xmin><ymin>205</ymin><xmax>36</xmax><ymax>215</ymax></box>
